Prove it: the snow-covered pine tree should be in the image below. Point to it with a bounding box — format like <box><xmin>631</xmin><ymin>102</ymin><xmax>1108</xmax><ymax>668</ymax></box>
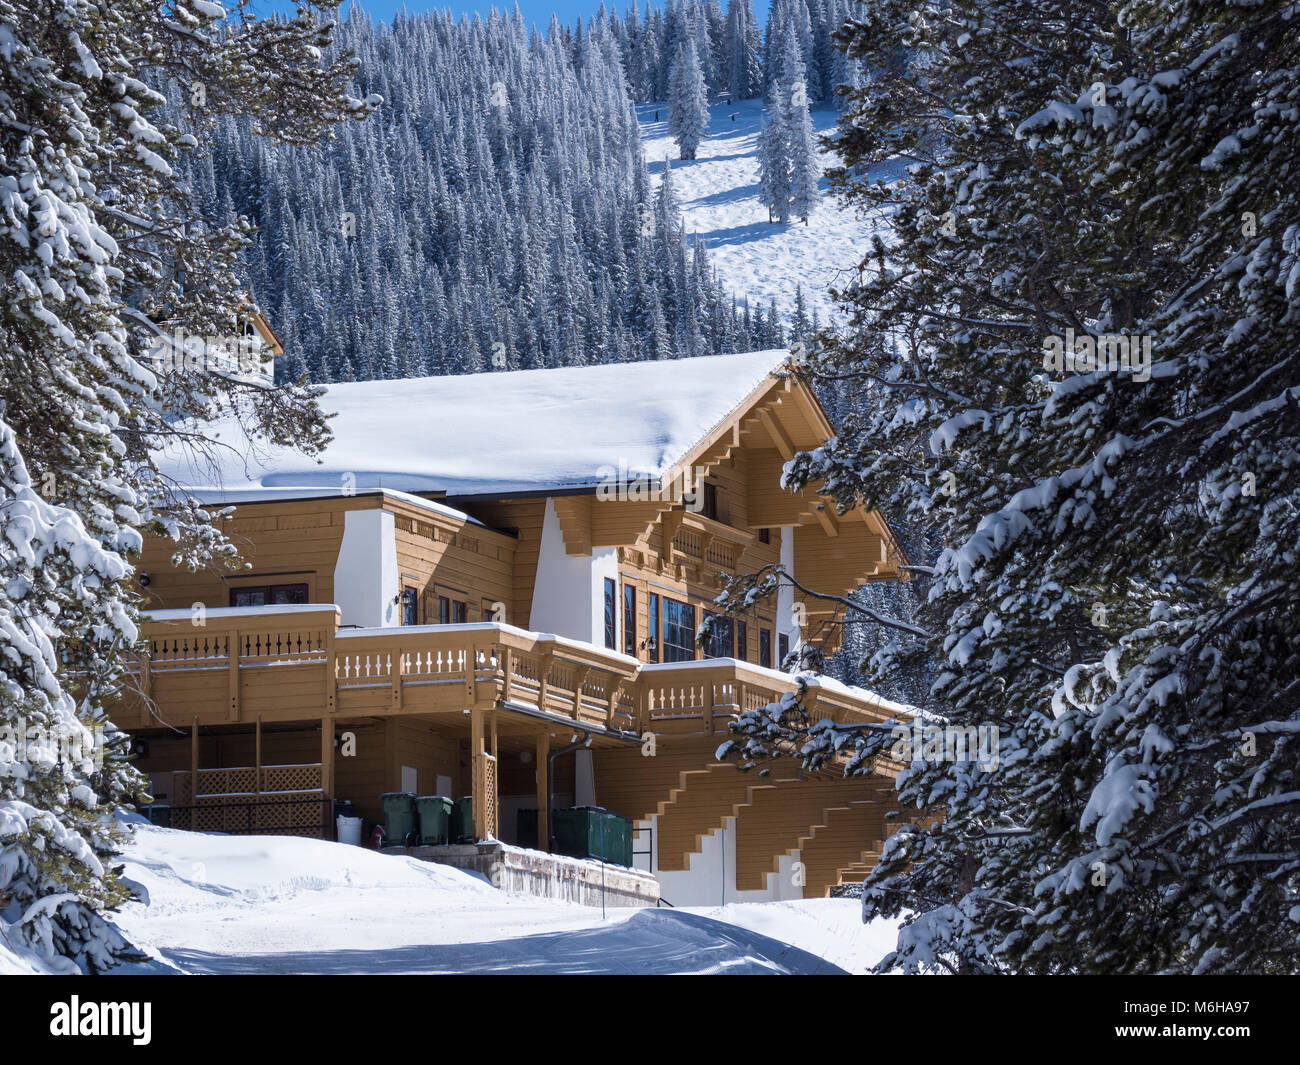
<box><xmin>758</xmin><ymin>19</ymin><xmax>818</xmax><ymax>224</ymax></box>
<box><xmin>0</xmin><ymin>0</ymin><xmax>372</xmax><ymax>971</ymax></box>
<box><xmin>717</xmin><ymin>0</ymin><xmax>1300</xmax><ymax>974</ymax></box>
<box><xmin>779</xmin><ymin>22</ymin><xmax>821</xmax><ymax>223</ymax></box>
<box><xmin>756</xmin><ymin>106</ymin><xmax>791</xmax><ymax>223</ymax></box>
<box><xmin>668</xmin><ymin>38</ymin><xmax>711</xmax><ymax>160</ymax></box>
<box><xmin>726</xmin><ymin>0</ymin><xmax>763</xmax><ymax>100</ymax></box>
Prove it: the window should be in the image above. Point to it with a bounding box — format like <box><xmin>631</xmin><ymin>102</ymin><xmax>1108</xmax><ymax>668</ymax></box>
<box><xmin>438</xmin><ymin>596</ymin><xmax>450</xmax><ymax>625</ymax></box>
<box><xmin>647</xmin><ymin>593</ymin><xmax>660</xmax><ymax>663</ymax></box>
<box><xmin>623</xmin><ymin>584</ymin><xmax>636</xmax><ymax>656</ymax></box>
<box><xmin>703</xmin><ymin>482</ymin><xmax>719</xmax><ymax>521</ymax></box>
<box><xmin>703</xmin><ymin>611</ymin><xmax>734</xmax><ymax>659</ymax></box>
<box><xmin>452</xmin><ymin>600</ymin><xmax>467</xmax><ymax>624</ymax></box>
<box><xmin>229</xmin><ymin>583</ymin><xmax>308</xmax><ymax>608</ymax></box>
<box><xmin>603</xmin><ymin>578</ymin><xmax>617</xmax><ymax>649</ymax></box>
<box><xmin>736</xmin><ymin>620</ymin><xmax>747</xmax><ymax>662</ymax></box>
<box><xmin>757</xmin><ymin>527</ymin><xmax>770</xmax><ymax>544</ymax></box>
<box><xmin>401</xmin><ymin>587</ymin><xmax>418</xmax><ymax>626</ymax></box>
<box><xmin>779</xmin><ymin>633</ymin><xmax>790</xmax><ymax>667</ymax></box>
<box><xmin>759</xmin><ymin>628</ymin><xmax>772</xmax><ymax>669</ymax></box>
<box><xmin>662</xmin><ymin>599</ymin><xmax>696</xmax><ymax>663</ymax></box>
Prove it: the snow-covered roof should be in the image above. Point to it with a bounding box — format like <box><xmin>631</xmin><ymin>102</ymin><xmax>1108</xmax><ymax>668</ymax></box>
<box><xmin>154</xmin><ymin>350</ymin><xmax>791</xmax><ymax>499</ymax></box>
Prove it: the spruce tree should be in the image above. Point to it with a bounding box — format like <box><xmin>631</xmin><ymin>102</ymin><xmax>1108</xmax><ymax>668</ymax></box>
<box><xmin>668</xmin><ymin>38</ymin><xmax>711</xmax><ymax>160</ymax></box>
<box><xmin>0</xmin><ymin>0</ymin><xmax>371</xmax><ymax>970</ymax></box>
<box><xmin>719</xmin><ymin>0</ymin><xmax>1300</xmax><ymax>974</ymax></box>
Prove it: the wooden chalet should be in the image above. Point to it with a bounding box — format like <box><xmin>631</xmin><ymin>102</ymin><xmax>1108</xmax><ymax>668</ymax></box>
<box><xmin>118</xmin><ymin>350</ymin><xmax>912</xmax><ymax>903</ymax></box>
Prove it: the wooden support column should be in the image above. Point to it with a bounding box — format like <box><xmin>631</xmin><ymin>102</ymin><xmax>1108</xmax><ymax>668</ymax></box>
<box><xmin>536</xmin><ymin>731</ymin><xmax>550</xmax><ymax>853</ymax></box>
<box><xmin>255</xmin><ymin>716</ymin><xmax>262</xmax><ymax>798</ymax></box>
<box><xmin>320</xmin><ymin>717</ymin><xmax>334</xmax><ymax>802</ymax></box>
<box><xmin>471</xmin><ymin>705</ymin><xmax>486</xmax><ymax>841</ymax></box>
<box><xmin>190</xmin><ymin>717</ymin><xmax>199</xmax><ymax>804</ymax></box>
<box><xmin>228</xmin><ymin>630</ymin><xmax>241</xmax><ymax>720</ymax></box>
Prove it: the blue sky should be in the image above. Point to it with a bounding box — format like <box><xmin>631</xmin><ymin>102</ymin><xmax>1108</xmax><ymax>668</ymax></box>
<box><xmin>249</xmin><ymin>1</ymin><xmax>673</xmax><ymax>31</ymax></box>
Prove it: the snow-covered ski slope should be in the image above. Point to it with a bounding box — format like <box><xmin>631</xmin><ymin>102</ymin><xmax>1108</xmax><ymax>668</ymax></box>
<box><xmin>639</xmin><ymin>98</ymin><xmax>903</xmax><ymax>325</ymax></box>
<box><xmin>3</xmin><ymin>817</ymin><xmax>901</xmax><ymax>975</ymax></box>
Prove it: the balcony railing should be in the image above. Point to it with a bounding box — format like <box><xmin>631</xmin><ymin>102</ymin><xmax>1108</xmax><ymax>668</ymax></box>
<box><xmin>121</xmin><ymin>605</ymin><xmax>901</xmax><ymax>736</ymax></box>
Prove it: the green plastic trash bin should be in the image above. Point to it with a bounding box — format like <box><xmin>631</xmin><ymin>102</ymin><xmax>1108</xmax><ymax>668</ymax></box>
<box><xmin>415</xmin><ymin>795</ymin><xmax>454</xmax><ymax>845</ymax></box>
<box><xmin>451</xmin><ymin>795</ymin><xmax>474</xmax><ymax>842</ymax></box>
<box><xmin>380</xmin><ymin>791</ymin><xmax>417</xmax><ymax>846</ymax></box>
<box><xmin>553</xmin><ymin>806</ymin><xmax>599</xmax><ymax>860</ymax></box>
<box><xmin>555</xmin><ymin>807</ymin><xmax>633</xmax><ymax>866</ymax></box>
<box><xmin>603</xmin><ymin>812</ymin><xmax>632</xmax><ymax>867</ymax></box>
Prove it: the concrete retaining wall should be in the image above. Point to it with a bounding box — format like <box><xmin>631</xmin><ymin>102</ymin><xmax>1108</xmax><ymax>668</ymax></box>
<box><xmin>384</xmin><ymin>841</ymin><xmax>661</xmax><ymax>908</ymax></box>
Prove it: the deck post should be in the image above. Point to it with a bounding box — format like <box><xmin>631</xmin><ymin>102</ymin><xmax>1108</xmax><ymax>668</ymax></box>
<box><xmin>536</xmin><ymin>731</ymin><xmax>550</xmax><ymax>853</ymax></box>
<box><xmin>255</xmin><ymin>716</ymin><xmax>262</xmax><ymax>798</ymax></box>
<box><xmin>320</xmin><ymin>716</ymin><xmax>334</xmax><ymax>802</ymax></box>
<box><xmin>471</xmin><ymin>705</ymin><xmax>486</xmax><ymax>841</ymax></box>
<box><xmin>190</xmin><ymin>716</ymin><xmax>199</xmax><ymax>808</ymax></box>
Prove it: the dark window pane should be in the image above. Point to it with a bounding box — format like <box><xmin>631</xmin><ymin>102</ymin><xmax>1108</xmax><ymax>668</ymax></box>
<box><xmin>778</xmin><ymin>633</ymin><xmax>790</xmax><ymax>667</ymax></box>
<box><xmin>438</xmin><ymin>597</ymin><xmax>450</xmax><ymax>625</ymax></box>
<box><xmin>402</xmin><ymin>587</ymin><xmax>418</xmax><ymax>625</ymax></box>
<box><xmin>603</xmin><ymin>578</ymin><xmax>616</xmax><ymax>649</ymax></box>
<box><xmin>623</xmin><ymin>585</ymin><xmax>636</xmax><ymax>656</ymax></box>
<box><xmin>663</xmin><ymin>599</ymin><xmax>696</xmax><ymax>663</ymax></box>
<box><xmin>648</xmin><ymin>594</ymin><xmax>660</xmax><ymax>663</ymax></box>
<box><xmin>452</xmin><ymin>600</ymin><xmax>467</xmax><ymax>624</ymax></box>
<box><xmin>760</xmin><ymin>629</ymin><xmax>772</xmax><ymax>669</ymax></box>
<box><xmin>702</xmin><ymin>611</ymin><xmax>733</xmax><ymax>659</ymax></box>
<box><xmin>736</xmin><ymin>620</ymin><xmax>747</xmax><ymax>662</ymax></box>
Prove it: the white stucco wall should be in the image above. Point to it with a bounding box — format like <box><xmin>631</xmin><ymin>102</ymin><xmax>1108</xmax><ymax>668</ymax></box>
<box><xmin>778</xmin><ymin>525</ymin><xmax>800</xmax><ymax>657</ymax></box>
<box><xmin>333</xmin><ymin>508</ymin><xmax>399</xmax><ymax>628</ymax></box>
<box><xmin>529</xmin><ymin>496</ymin><xmax>621</xmax><ymax>648</ymax></box>
<box><xmin>632</xmin><ymin>814</ymin><xmax>804</xmax><ymax>907</ymax></box>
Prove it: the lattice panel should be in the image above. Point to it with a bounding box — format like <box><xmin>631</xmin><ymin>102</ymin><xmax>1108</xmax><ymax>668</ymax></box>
<box><xmin>474</xmin><ymin>753</ymin><xmax>498</xmax><ymax>840</ymax></box>
<box><xmin>261</xmin><ymin>764</ymin><xmax>321</xmax><ymax>794</ymax></box>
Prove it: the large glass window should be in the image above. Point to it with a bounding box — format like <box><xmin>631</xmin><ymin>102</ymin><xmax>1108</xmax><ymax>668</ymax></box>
<box><xmin>702</xmin><ymin>610</ymin><xmax>734</xmax><ymax>659</ymax></box>
<box><xmin>736</xmin><ymin>620</ymin><xmax>747</xmax><ymax>662</ymax></box>
<box><xmin>759</xmin><ymin>628</ymin><xmax>772</xmax><ymax>669</ymax></box>
<box><xmin>662</xmin><ymin>599</ymin><xmax>696</xmax><ymax>663</ymax></box>
<box><xmin>647</xmin><ymin>593</ymin><xmax>660</xmax><ymax>662</ymax></box>
<box><xmin>452</xmin><ymin>600</ymin><xmax>467</xmax><ymax>624</ymax></box>
<box><xmin>623</xmin><ymin>584</ymin><xmax>636</xmax><ymax>656</ymax></box>
<box><xmin>778</xmin><ymin>633</ymin><xmax>790</xmax><ymax>668</ymax></box>
<box><xmin>229</xmin><ymin>583</ymin><xmax>308</xmax><ymax>608</ymax></box>
<box><xmin>603</xmin><ymin>578</ymin><xmax>617</xmax><ymax>649</ymax></box>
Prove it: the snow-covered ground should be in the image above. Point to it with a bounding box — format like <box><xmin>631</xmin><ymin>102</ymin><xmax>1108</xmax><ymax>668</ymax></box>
<box><xmin>639</xmin><ymin>98</ymin><xmax>902</xmax><ymax>325</ymax></box>
<box><xmin>4</xmin><ymin>816</ymin><xmax>902</xmax><ymax>975</ymax></box>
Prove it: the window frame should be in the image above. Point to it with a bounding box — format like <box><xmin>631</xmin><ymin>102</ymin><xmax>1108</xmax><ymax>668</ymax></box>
<box><xmin>662</xmin><ymin>598</ymin><xmax>696</xmax><ymax>663</ymax></box>
<box><xmin>228</xmin><ymin>582</ymin><xmax>309</xmax><ymax>608</ymax></box>
<box><xmin>623</xmin><ymin>583</ymin><xmax>636</xmax><ymax>657</ymax></box>
<box><xmin>603</xmin><ymin>578</ymin><xmax>617</xmax><ymax>650</ymax></box>
<box><xmin>647</xmin><ymin>593</ymin><xmax>660</xmax><ymax>663</ymax></box>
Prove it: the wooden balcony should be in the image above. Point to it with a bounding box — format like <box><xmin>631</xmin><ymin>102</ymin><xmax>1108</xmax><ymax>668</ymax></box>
<box><xmin>119</xmin><ymin>605</ymin><xmax>902</xmax><ymax>740</ymax></box>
